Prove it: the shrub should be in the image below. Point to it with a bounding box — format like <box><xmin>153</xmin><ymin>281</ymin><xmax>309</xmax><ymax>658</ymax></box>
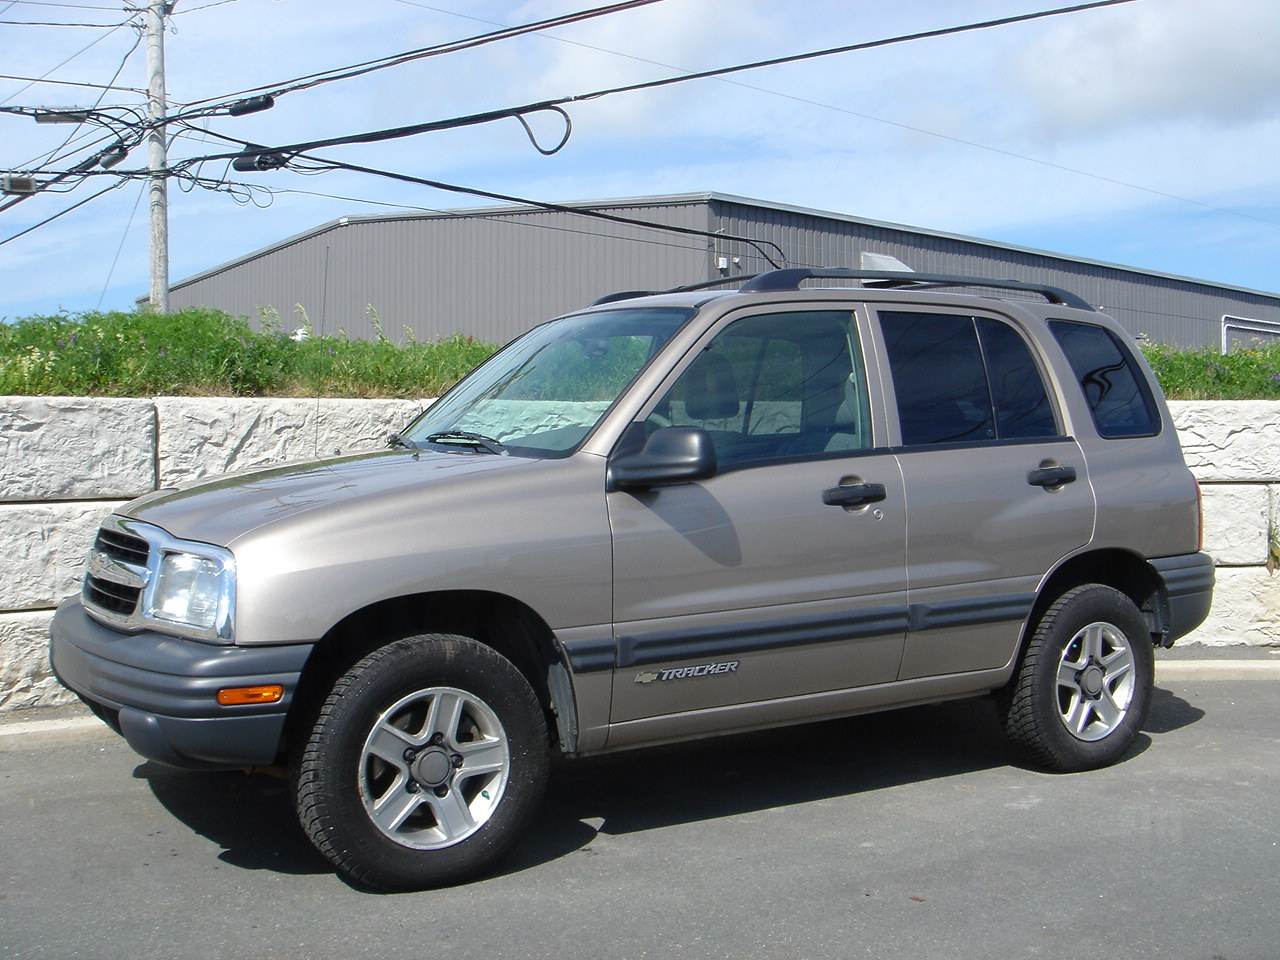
<box><xmin>0</xmin><ymin>309</ymin><xmax>496</xmax><ymax>398</ymax></box>
<box><xmin>1140</xmin><ymin>342</ymin><xmax>1280</xmax><ymax>401</ymax></box>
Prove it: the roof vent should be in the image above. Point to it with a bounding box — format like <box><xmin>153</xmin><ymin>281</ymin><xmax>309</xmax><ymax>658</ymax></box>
<box><xmin>860</xmin><ymin>252</ymin><xmax>914</xmax><ymax>272</ymax></box>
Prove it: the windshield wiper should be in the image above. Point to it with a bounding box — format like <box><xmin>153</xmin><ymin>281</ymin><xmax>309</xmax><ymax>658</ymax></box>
<box><xmin>387</xmin><ymin>433</ymin><xmax>420</xmax><ymax>450</ymax></box>
<box><xmin>423</xmin><ymin>431</ymin><xmax>509</xmax><ymax>455</ymax></box>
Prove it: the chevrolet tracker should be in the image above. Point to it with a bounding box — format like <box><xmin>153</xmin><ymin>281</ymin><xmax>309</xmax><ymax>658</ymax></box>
<box><xmin>50</xmin><ymin>268</ymin><xmax>1214</xmax><ymax>890</ymax></box>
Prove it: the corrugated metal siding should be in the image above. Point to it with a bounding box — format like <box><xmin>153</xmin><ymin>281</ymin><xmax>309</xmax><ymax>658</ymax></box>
<box><xmin>169</xmin><ymin>200</ymin><xmax>712</xmax><ymax>344</ymax></box>
<box><xmin>169</xmin><ymin>194</ymin><xmax>1280</xmax><ymax>348</ymax></box>
<box><xmin>710</xmin><ymin>198</ymin><xmax>1280</xmax><ymax>348</ymax></box>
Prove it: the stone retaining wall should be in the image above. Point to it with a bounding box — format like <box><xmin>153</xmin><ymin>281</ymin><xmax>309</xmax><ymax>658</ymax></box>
<box><xmin>1</xmin><ymin>397</ymin><xmax>1274</xmax><ymax>711</ymax></box>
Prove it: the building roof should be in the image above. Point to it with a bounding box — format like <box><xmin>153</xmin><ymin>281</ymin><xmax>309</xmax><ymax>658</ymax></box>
<box><xmin>170</xmin><ymin>191</ymin><xmax>1280</xmax><ymax>304</ymax></box>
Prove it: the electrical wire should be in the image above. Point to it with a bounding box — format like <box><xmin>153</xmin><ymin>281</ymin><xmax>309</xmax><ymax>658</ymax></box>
<box><xmin>0</xmin><ymin>18</ymin><xmax>133</xmax><ymax>105</ymax></box>
<box><xmin>0</xmin><ymin>73</ymin><xmax>146</xmax><ymax>94</ymax></box>
<box><xmin>162</xmin><ymin>123</ymin><xmax>785</xmax><ymax>263</ymax></box>
<box><xmin>96</xmin><ymin>180</ymin><xmax>145</xmax><ymax>309</ymax></box>
<box><xmin>15</xmin><ymin>25</ymin><xmax>145</xmax><ymax>173</ymax></box>
<box><xmin>0</xmin><ymin>19</ymin><xmax>133</xmax><ymax>26</ymax></box>
<box><xmin>227</xmin><ymin>185</ymin><xmax>716</xmax><ymax>261</ymax></box>
<box><xmin>174</xmin><ymin>0</ymin><xmax>243</xmax><ymax>13</ymax></box>
<box><xmin>2</xmin><ymin>2</ymin><xmax>123</xmax><ymax>9</ymax></box>
<box><xmin>288</xmin><ymin>150</ymin><xmax>788</xmax><ymax>267</ymax></box>
<box><xmin>172</xmin><ymin>1</ymin><xmax>1144</xmax><ymax>169</ymax></box>
<box><xmin>176</xmin><ymin>0</ymin><xmax>670</xmax><ymax>112</ymax></box>
<box><xmin>0</xmin><ymin>179</ymin><xmax>124</xmax><ymax>247</ymax></box>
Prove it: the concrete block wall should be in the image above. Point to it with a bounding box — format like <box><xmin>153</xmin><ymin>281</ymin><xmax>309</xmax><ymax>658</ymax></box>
<box><xmin>1</xmin><ymin>396</ymin><xmax>423</xmax><ymax>710</ymax></box>
<box><xmin>0</xmin><ymin>397</ymin><xmax>1275</xmax><ymax>712</ymax></box>
<box><xmin>1170</xmin><ymin>402</ymin><xmax>1279</xmax><ymax>647</ymax></box>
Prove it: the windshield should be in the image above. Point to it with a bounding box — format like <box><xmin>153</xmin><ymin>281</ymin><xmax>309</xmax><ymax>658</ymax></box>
<box><xmin>402</xmin><ymin>307</ymin><xmax>693</xmax><ymax>457</ymax></box>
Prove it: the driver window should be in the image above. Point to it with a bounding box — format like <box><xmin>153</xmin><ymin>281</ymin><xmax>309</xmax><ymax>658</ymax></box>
<box><xmin>648</xmin><ymin>311</ymin><xmax>871</xmax><ymax>469</ymax></box>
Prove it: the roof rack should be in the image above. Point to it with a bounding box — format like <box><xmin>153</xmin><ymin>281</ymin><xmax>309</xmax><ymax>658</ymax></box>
<box><xmin>591</xmin><ymin>275</ymin><xmax>761</xmax><ymax>306</ymax></box>
<box><xmin>592</xmin><ymin>268</ymin><xmax>1094</xmax><ymax>311</ymax></box>
<box><xmin>738</xmin><ymin>268</ymin><xmax>1094</xmax><ymax>310</ymax></box>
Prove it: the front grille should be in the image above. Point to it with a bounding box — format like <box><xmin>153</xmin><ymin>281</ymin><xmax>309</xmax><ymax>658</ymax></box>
<box><xmin>83</xmin><ymin>518</ymin><xmax>152</xmax><ymax>623</ymax></box>
<box><xmin>85</xmin><ymin>574</ymin><xmax>142</xmax><ymax>615</ymax></box>
<box><xmin>95</xmin><ymin>527</ymin><xmax>150</xmax><ymax>566</ymax></box>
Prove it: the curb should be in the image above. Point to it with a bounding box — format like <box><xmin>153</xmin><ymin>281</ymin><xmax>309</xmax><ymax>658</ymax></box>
<box><xmin>0</xmin><ymin>714</ymin><xmax>105</xmax><ymax>739</ymax></box>
<box><xmin>1157</xmin><ymin>660</ymin><xmax>1280</xmax><ymax>680</ymax></box>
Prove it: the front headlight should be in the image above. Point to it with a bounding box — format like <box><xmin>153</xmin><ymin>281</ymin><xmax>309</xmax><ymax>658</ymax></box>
<box><xmin>146</xmin><ymin>545</ymin><xmax>235</xmax><ymax>641</ymax></box>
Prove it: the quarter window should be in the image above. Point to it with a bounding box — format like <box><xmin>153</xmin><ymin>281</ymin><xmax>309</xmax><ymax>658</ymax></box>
<box><xmin>1049</xmin><ymin>320</ymin><xmax>1159</xmax><ymax>438</ymax></box>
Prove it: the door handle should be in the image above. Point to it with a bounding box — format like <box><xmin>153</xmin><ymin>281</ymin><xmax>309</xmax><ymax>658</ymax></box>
<box><xmin>1027</xmin><ymin>465</ymin><xmax>1077</xmax><ymax>488</ymax></box>
<box><xmin>822</xmin><ymin>481</ymin><xmax>887</xmax><ymax>507</ymax></box>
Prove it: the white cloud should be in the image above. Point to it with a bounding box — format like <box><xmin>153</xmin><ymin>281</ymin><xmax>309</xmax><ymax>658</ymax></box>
<box><xmin>1013</xmin><ymin>0</ymin><xmax>1280</xmax><ymax>135</ymax></box>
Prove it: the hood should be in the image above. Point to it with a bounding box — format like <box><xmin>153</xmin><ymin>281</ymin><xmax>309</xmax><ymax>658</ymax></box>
<box><xmin>123</xmin><ymin>448</ymin><xmax>537</xmax><ymax>547</ymax></box>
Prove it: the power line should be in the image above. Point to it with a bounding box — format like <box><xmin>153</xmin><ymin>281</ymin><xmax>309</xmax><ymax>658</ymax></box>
<box><xmin>175</xmin><ymin>1</ymin><xmax>1144</xmax><ymax>168</ymax></box>
<box><xmin>0</xmin><ymin>18</ymin><xmax>137</xmax><ymax>105</ymax></box>
<box><xmin>176</xmin><ymin>0</ymin><xmax>670</xmax><ymax>111</ymax></box>
<box><xmin>289</xmin><ymin>151</ymin><xmax>788</xmax><ymax>266</ymax></box>
<box><xmin>174</xmin><ymin>0</ymin><xmax>243</xmax><ymax>12</ymax></box>
<box><xmin>0</xmin><ymin>19</ymin><xmax>132</xmax><ymax>26</ymax></box>
<box><xmin>16</xmin><ymin>27</ymin><xmax>145</xmax><ymax>172</ymax></box>
<box><xmin>3</xmin><ymin>1</ymin><xmax>122</xmax><ymax>9</ymax></box>
<box><xmin>160</xmin><ymin>123</ymin><xmax>786</xmax><ymax>263</ymax></box>
<box><xmin>0</xmin><ymin>180</ymin><xmax>123</xmax><ymax>247</ymax></box>
<box><xmin>0</xmin><ymin>73</ymin><xmax>146</xmax><ymax>94</ymax></box>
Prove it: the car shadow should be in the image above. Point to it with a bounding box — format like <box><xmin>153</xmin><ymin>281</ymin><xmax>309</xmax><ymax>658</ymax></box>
<box><xmin>499</xmin><ymin>697</ymin><xmax>1013</xmax><ymax>877</ymax></box>
<box><xmin>1145</xmin><ymin>685</ymin><xmax>1206</xmax><ymax>734</ymax></box>
<box><xmin>135</xmin><ymin>763</ymin><xmax>329</xmax><ymax>875</ymax></box>
<box><xmin>137</xmin><ymin>688</ymin><xmax>1204</xmax><ymax>887</ymax></box>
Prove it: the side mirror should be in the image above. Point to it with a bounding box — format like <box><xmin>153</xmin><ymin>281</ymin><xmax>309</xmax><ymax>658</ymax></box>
<box><xmin>609</xmin><ymin>426</ymin><xmax>717</xmax><ymax>491</ymax></box>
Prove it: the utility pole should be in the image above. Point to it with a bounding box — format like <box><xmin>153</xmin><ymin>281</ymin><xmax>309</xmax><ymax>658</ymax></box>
<box><xmin>145</xmin><ymin>0</ymin><xmax>170</xmax><ymax>313</ymax></box>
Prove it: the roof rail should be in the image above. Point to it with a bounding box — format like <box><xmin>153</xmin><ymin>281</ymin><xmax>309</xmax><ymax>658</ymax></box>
<box><xmin>591</xmin><ymin>275</ymin><xmax>761</xmax><ymax>306</ymax></box>
<box><xmin>738</xmin><ymin>268</ymin><xmax>1094</xmax><ymax>310</ymax></box>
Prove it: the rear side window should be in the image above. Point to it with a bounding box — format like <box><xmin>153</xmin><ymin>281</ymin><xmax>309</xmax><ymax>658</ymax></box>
<box><xmin>1049</xmin><ymin>320</ymin><xmax>1159</xmax><ymax>438</ymax></box>
<box><xmin>880</xmin><ymin>312</ymin><xmax>1057</xmax><ymax>445</ymax></box>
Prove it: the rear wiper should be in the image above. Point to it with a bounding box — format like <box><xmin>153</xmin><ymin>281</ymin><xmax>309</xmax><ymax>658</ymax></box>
<box><xmin>423</xmin><ymin>431</ymin><xmax>509</xmax><ymax>455</ymax></box>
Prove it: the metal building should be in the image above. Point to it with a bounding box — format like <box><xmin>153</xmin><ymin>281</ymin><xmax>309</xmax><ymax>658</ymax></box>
<box><xmin>164</xmin><ymin>192</ymin><xmax>1280</xmax><ymax>348</ymax></box>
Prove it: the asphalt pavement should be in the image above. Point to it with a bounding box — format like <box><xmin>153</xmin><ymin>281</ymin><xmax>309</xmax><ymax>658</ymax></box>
<box><xmin>1</xmin><ymin>653</ymin><xmax>1277</xmax><ymax>960</ymax></box>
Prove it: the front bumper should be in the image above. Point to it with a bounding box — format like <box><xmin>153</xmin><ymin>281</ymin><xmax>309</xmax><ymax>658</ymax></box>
<box><xmin>50</xmin><ymin>599</ymin><xmax>313</xmax><ymax>769</ymax></box>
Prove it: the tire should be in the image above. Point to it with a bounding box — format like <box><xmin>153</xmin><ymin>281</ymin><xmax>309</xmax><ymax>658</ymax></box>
<box><xmin>998</xmin><ymin>585</ymin><xmax>1154</xmax><ymax>773</ymax></box>
<box><xmin>293</xmin><ymin>634</ymin><xmax>549</xmax><ymax>890</ymax></box>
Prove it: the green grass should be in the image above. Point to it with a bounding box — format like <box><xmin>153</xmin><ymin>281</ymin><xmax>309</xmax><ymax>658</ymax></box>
<box><xmin>1140</xmin><ymin>342</ymin><xmax>1280</xmax><ymax>400</ymax></box>
<box><xmin>0</xmin><ymin>309</ymin><xmax>496</xmax><ymax>398</ymax></box>
<box><xmin>4</xmin><ymin>310</ymin><xmax>1280</xmax><ymax>400</ymax></box>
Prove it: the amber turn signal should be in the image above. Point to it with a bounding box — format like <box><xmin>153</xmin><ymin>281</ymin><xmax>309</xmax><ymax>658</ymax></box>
<box><xmin>216</xmin><ymin>685</ymin><xmax>284</xmax><ymax>706</ymax></box>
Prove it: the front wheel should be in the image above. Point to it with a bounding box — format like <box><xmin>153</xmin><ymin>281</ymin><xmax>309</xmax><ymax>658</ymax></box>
<box><xmin>998</xmin><ymin>585</ymin><xmax>1154</xmax><ymax>772</ymax></box>
<box><xmin>293</xmin><ymin>634</ymin><xmax>549</xmax><ymax>890</ymax></box>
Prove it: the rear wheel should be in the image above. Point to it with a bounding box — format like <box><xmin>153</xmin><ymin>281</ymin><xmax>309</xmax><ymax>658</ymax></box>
<box><xmin>999</xmin><ymin>585</ymin><xmax>1154</xmax><ymax>772</ymax></box>
<box><xmin>294</xmin><ymin>634</ymin><xmax>548</xmax><ymax>890</ymax></box>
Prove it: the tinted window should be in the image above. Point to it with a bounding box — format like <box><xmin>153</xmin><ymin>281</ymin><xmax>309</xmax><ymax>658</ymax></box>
<box><xmin>1049</xmin><ymin>320</ymin><xmax>1159</xmax><ymax>438</ymax></box>
<box><xmin>976</xmin><ymin>318</ymin><xmax>1057</xmax><ymax>439</ymax></box>
<box><xmin>652</xmin><ymin>311</ymin><xmax>871</xmax><ymax>468</ymax></box>
<box><xmin>881</xmin><ymin>312</ymin><xmax>1059</xmax><ymax>445</ymax></box>
<box><xmin>880</xmin><ymin>312</ymin><xmax>994</xmax><ymax>444</ymax></box>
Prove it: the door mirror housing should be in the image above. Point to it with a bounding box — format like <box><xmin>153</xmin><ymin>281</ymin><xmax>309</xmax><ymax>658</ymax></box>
<box><xmin>609</xmin><ymin>426</ymin><xmax>717</xmax><ymax>491</ymax></box>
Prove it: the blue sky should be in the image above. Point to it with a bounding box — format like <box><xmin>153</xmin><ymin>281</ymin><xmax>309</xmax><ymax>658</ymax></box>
<box><xmin>2</xmin><ymin>0</ymin><xmax>1279</xmax><ymax>320</ymax></box>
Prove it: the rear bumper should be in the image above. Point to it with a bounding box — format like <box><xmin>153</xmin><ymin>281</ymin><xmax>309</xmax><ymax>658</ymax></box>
<box><xmin>1150</xmin><ymin>552</ymin><xmax>1215</xmax><ymax>645</ymax></box>
<box><xmin>49</xmin><ymin>600</ymin><xmax>312</xmax><ymax>769</ymax></box>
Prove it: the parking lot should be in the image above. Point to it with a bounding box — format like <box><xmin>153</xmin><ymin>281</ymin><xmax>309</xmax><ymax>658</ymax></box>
<box><xmin>2</xmin><ymin>658</ymin><xmax>1277</xmax><ymax>960</ymax></box>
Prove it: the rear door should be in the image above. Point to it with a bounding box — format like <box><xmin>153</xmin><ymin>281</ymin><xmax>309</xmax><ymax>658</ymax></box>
<box><xmin>871</xmin><ymin>307</ymin><xmax>1096</xmax><ymax>679</ymax></box>
<box><xmin>606</xmin><ymin>308</ymin><xmax>907</xmax><ymax>738</ymax></box>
